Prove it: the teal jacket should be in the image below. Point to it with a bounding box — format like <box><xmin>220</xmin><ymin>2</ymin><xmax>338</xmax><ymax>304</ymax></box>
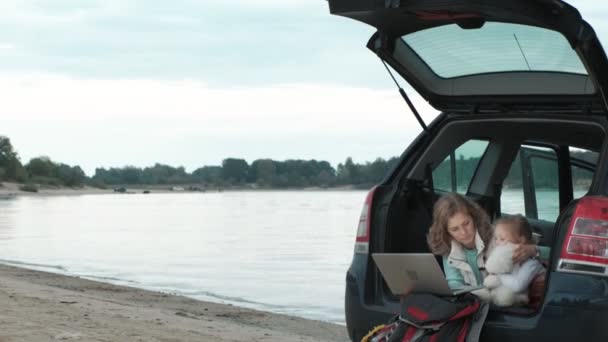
<box><xmin>444</xmin><ymin>232</ymin><xmax>487</xmax><ymax>289</ymax></box>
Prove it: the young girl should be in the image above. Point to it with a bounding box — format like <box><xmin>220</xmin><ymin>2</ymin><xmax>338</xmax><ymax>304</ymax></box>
<box><xmin>484</xmin><ymin>215</ymin><xmax>545</xmax><ymax>304</ymax></box>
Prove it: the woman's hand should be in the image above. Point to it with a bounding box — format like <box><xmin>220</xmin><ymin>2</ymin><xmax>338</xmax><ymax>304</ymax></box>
<box><xmin>512</xmin><ymin>244</ymin><xmax>537</xmax><ymax>264</ymax></box>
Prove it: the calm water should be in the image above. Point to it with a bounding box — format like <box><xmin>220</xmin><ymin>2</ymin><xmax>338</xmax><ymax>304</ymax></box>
<box><xmin>0</xmin><ymin>191</ymin><xmax>365</xmax><ymax>324</ymax></box>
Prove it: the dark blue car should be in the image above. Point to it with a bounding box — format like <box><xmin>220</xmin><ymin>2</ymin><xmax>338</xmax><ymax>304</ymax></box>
<box><xmin>327</xmin><ymin>0</ymin><xmax>608</xmax><ymax>340</ymax></box>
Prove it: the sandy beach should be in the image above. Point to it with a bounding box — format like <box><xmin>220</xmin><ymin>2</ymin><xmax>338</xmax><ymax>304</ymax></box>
<box><xmin>0</xmin><ymin>264</ymin><xmax>349</xmax><ymax>342</ymax></box>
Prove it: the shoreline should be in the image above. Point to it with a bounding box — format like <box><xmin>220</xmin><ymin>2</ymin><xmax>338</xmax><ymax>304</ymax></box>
<box><xmin>0</xmin><ymin>182</ymin><xmax>366</xmax><ymax>197</ymax></box>
<box><xmin>0</xmin><ymin>263</ymin><xmax>349</xmax><ymax>342</ymax></box>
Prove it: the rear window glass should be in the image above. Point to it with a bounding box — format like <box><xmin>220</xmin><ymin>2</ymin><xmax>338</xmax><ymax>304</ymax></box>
<box><xmin>402</xmin><ymin>22</ymin><xmax>587</xmax><ymax>78</ymax></box>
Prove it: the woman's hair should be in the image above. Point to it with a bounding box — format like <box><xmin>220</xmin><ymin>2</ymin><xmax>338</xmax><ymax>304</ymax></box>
<box><xmin>495</xmin><ymin>214</ymin><xmax>533</xmax><ymax>243</ymax></box>
<box><xmin>427</xmin><ymin>193</ymin><xmax>492</xmax><ymax>256</ymax></box>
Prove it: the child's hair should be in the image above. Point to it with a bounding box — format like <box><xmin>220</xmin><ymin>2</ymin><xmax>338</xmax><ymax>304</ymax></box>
<box><xmin>495</xmin><ymin>214</ymin><xmax>533</xmax><ymax>243</ymax></box>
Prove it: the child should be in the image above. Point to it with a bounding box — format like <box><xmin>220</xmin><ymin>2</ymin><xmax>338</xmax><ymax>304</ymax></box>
<box><xmin>483</xmin><ymin>215</ymin><xmax>545</xmax><ymax>306</ymax></box>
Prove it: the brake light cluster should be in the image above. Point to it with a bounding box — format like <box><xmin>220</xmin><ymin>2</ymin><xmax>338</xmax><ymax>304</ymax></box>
<box><xmin>558</xmin><ymin>197</ymin><xmax>608</xmax><ymax>276</ymax></box>
<box><xmin>354</xmin><ymin>186</ymin><xmax>377</xmax><ymax>254</ymax></box>
<box><xmin>414</xmin><ymin>10</ymin><xmax>480</xmax><ymax>21</ymax></box>
<box><xmin>567</xmin><ymin>235</ymin><xmax>608</xmax><ymax>258</ymax></box>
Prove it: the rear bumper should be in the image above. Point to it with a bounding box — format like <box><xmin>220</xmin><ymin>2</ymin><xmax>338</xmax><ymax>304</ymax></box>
<box><xmin>345</xmin><ymin>270</ymin><xmax>393</xmax><ymax>341</ymax></box>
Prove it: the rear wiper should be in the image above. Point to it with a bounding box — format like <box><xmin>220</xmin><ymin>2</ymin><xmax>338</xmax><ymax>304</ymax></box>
<box><xmin>513</xmin><ymin>34</ymin><xmax>531</xmax><ymax>71</ymax></box>
<box><xmin>380</xmin><ymin>59</ymin><xmax>428</xmax><ymax>132</ymax></box>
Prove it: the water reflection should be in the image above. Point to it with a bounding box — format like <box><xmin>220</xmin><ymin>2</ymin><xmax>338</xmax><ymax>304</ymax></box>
<box><xmin>0</xmin><ymin>196</ymin><xmax>17</xmax><ymax>241</ymax></box>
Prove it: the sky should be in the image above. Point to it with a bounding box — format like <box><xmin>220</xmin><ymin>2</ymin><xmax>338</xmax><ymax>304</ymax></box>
<box><xmin>1</xmin><ymin>0</ymin><xmax>607</xmax><ymax>176</ymax></box>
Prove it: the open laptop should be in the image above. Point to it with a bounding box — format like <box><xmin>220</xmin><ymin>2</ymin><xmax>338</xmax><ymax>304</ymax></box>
<box><xmin>372</xmin><ymin>253</ymin><xmax>484</xmax><ymax>296</ymax></box>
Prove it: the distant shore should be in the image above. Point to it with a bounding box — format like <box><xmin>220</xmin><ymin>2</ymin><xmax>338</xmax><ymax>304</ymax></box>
<box><xmin>0</xmin><ymin>263</ymin><xmax>349</xmax><ymax>342</ymax></box>
<box><xmin>0</xmin><ymin>182</ymin><xmax>111</xmax><ymax>196</ymax></box>
<box><xmin>0</xmin><ymin>182</ymin><xmax>364</xmax><ymax>197</ymax></box>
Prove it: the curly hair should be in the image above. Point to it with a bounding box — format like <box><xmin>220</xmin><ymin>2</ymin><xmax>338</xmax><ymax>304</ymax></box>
<box><xmin>426</xmin><ymin>193</ymin><xmax>492</xmax><ymax>256</ymax></box>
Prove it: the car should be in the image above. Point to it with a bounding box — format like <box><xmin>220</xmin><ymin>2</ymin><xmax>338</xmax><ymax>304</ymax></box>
<box><xmin>327</xmin><ymin>0</ymin><xmax>608</xmax><ymax>341</ymax></box>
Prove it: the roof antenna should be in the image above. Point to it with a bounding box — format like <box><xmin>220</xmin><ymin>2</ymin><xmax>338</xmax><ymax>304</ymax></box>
<box><xmin>513</xmin><ymin>34</ymin><xmax>532</xmax><ymax>71</ymax></box>
<box><xmin>380</xmin><ymin>59</ymin><xmax>428</xmax><ymax>132</ymax></box>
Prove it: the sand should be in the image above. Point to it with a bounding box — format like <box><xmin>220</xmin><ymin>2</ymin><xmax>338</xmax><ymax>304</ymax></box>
<box><xmin>0</xmin><ymin>264</ymin><xmax>349</xmax><ymax>342</ymax></box>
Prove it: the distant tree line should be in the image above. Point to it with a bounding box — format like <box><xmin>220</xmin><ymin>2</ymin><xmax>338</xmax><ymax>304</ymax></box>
<box><xmin>92</xmin><ymin>157</ymin><xmax>400</xmax><ymax>188</ymax></box>
<box><xmin>0</xmin><ymin>136</ymin><xmax>87</xmax><ymax>188</ymax></box>
<box><xmin>0</xmin><ymin>135</ymin><xmax>399</xmax><ymax>189</ymax></box>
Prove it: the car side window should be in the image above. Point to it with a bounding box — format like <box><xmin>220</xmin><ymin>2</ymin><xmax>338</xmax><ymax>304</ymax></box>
<box><xmin>432</xmin><ymin>139</ymin><xmax>489</xmax><ymax>194</ymax></box>
<box><xmin>570</xmin><ymin>147</ymin><xmax>597</xmax><ymax>199</ymax></box>
<box><xmin>501</xmin><ymin>145</ymin><xmax>559</xmax><ymax>222</ymax></box>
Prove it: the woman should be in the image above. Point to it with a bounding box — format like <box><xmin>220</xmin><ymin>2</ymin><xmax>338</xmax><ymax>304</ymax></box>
<box><xmin>427</xmin><ymin>193</ymin><xmax>545</xmax><ymax>289</ymax></box>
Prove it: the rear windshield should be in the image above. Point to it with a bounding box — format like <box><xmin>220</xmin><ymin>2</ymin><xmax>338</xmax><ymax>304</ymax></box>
<box><xmin>402</xmin><ymin>22</ymin><xmax>587</xmax><ymax>79</ymax></box>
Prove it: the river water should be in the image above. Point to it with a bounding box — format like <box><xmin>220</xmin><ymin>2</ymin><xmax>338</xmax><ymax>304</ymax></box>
<box><xmin>0</xmin><ymin>191</ymin><xmax>364</xmax><ymax>324</ymax></box>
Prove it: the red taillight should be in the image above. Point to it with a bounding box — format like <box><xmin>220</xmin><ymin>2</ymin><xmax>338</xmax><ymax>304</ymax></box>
<box><xmin>354</xmin><ymin>186</ymin><xmax>377</xmax><ymax>254</ymax></box>
<box><xmin>558</xmin><ymin>196</ymin><xmax>608</xmax><ymax>276</ymax></box>
<box><xmin>414</xmin><ymin>10</ymin><xmax>481</xmax><ymax>21</ymax></box>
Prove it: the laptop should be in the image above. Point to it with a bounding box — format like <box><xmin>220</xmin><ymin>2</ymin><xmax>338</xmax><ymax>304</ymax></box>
<box><xmin>372</xmin><ymin>253</ymin><xmax>484</xmax><ymax>296</ymax></box>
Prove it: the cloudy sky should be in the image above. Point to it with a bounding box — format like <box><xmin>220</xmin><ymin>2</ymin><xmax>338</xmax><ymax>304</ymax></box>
<box><xmin>1</xmin><ymin>0</ymin><xmax>606</xmax><ymax>175</ymax></box>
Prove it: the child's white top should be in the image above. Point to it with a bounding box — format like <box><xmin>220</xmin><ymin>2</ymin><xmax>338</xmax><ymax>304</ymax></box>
<box><xmin>497</xmin><ymin>258</ymin><xmax>544</xmax><ymax>293</ymax></box>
